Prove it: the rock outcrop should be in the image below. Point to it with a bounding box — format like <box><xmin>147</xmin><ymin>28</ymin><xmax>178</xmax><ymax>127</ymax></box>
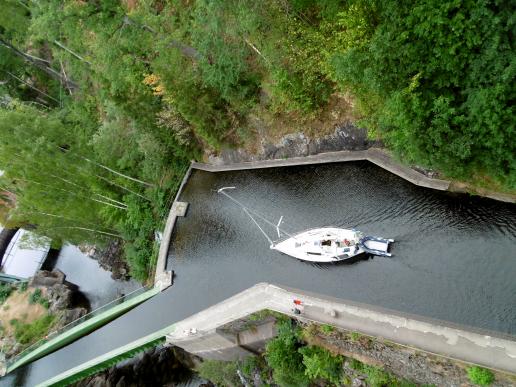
<box><xmin>72</xmin><ymin>345</ymin><xmax>206</xmax><ymax>387</ymax></box>
<box><xmin>29</xmin><ymin>269</ymin><xmax>88</xmax><ymax>324</ymax></box>
<box><xmin>79</xmin><ymin>240</ymin><xmax>130</xmax><ymax>281</ymax></box>
<box><xmin>208</xmin><ymin>122</ymin><xmax>378</xmax><ymax>165</ymax></box>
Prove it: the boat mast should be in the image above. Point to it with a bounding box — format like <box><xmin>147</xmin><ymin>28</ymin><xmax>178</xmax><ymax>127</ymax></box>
<box><xmin>217</xmin><ymin>187</ymin><xmax>294</xmax><ymax>246</ymax></box>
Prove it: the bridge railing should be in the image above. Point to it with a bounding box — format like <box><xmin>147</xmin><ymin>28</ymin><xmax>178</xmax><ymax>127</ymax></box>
<box><xmin>5</xmin><ymin>285</ymin><xmax>152</xmax><ymax>369</ymax></box>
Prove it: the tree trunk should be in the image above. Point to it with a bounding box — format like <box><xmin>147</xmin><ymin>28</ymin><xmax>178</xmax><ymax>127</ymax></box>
<box><xmin>0</xmin><ymin>37</ymin><xmax>78</xmax><ymax>90</ymax></box>
<box><xmin>0</xmin><ymin>227</ymin><xmax>19</xmax><ymax>267</ymax></box>
<box><xmin>122</xmin><ymin>16</ymin><xmax>202</xmax><ymax>61</ymax></box>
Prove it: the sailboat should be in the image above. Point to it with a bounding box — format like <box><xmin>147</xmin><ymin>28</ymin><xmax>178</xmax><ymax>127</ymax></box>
<box><xmin>218</xmin><ymin>187</ymin><xmax>394</xmax><ymax>263</ymax></box>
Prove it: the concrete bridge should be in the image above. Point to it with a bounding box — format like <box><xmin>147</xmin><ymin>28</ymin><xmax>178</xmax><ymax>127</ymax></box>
<box><xmin>36</xmin><ymin>283</ymin><xmax>516</xmax><ymax>386</ymax></box>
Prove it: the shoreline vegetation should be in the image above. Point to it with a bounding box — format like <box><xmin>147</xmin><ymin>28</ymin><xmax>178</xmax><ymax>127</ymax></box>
<box><xmin>198</xmin><ymin>313</ymin><xmax>514</xmax><ymax>387</ymax></box>
<box><xmin>70</xmin><ymin>311</ymin><xmax>515</xmax><ymax>386</ymax></box>
<box><xmin>0</xmin><ymin>273</ymin><xmax>88</xmax><ymax>363</ymax></box>
<box><xmin>0</xmin><ymin>0</ymin><xmax>514</xmax><ymax>283</ymax></box>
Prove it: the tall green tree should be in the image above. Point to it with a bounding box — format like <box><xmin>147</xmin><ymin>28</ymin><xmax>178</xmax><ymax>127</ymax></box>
<box><xmin>332</xmin><ymin>0</ymin><xmax>515</xmax><ymax>187</ymax></box>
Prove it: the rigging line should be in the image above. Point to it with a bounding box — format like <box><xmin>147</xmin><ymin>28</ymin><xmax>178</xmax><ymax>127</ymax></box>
<box><xmin>243</xmin><ymin>207</ymin><xmax>273</xmax><ymax>245</ymax></box>
<box><xmin>218</xmin><ymin>189</ymin><xmax>295</xmax><ymax>239</ymax></box>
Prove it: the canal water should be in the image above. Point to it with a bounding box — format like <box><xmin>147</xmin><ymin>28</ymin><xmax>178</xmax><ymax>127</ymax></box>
<box><xmin>170</xmin><ymin>161</ymin><xmax>516</xmax><ymax>334</ymax></box>
<box><xmin>47</xmin><ymin>244</ymin><xmax>140</xmax><ymax>309</ymax></box>
<box><xmin>2</xmin><ymin>161</ymin><xmax>515</xmax><ymax>386</ymax></box>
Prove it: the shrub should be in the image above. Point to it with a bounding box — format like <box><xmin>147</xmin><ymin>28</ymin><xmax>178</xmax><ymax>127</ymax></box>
<box><xmin>467</xmin><ymin>366</ymin><xmax>495</xmax><ymax>386</ymax></box>
<box><xmin>299</xmin><ymin>345</ymin><xmax>343</xmax><ymax>385</ymax></box>
<box><xmin>197</xmin><ymin>360</ymin><xmax>241</xmax><ymax>387</ymax></box>
<box><xmin>265</xmin><ymin>320</ymin><xmax>308</xmax><ymax>386</ymax></box>
<box><xmin>13</xmin><ymin>314</ymin><xmax>56</xmax><ymax>345</ymax></box>
<box><xmin>349</xmin><ymin>331</ymin><xmax>362</xmax><ymax>341</ymax></box>
<box><xmin>18</xmin><ymin>281</ymin><xmax>28</xmax><ymax>292</ymax></box>
<box><xmin>348</xmin><ymin>358</ymin><xmax>364</xmax><ymax>371</ymax></box>
<box><xmin>0</xmin><ymin>283</ymin><xmax>13</xmax><ymax>304</ymax></box>
<box><xmin>28</xmin><ymin>288</ymin><xmax>43</xmax><ymax>304</ymax></box>
<box><xmin>362</xmin><ymin>365</ymin><xmax>395</xmax><ymax>387</ymax></box>
<box><xmin>240</xmin><ymin>356</ymin><xmax>259</xmax><ymax>378</ymax></box>
<box><xmin>320</xmin><ymin>324</ymin><xmax>334</xmax><ymax>334</ymax></box>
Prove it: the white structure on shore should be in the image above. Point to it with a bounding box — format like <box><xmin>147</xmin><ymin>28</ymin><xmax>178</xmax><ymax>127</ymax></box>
<box><xmin>0</xmin><ymin>227</ymin><xmax>50</xmax><ymax>279</ymax></box>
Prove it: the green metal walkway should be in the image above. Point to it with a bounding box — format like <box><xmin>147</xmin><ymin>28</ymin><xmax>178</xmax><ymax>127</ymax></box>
<box><xmin>3</xmin><ymin>286</ymin><xmax>159</xmax><ymax>376</ymax></box>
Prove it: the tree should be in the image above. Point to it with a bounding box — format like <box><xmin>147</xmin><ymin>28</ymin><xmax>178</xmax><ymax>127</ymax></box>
<box><xmin>331</xmin><ymin>0</ymin><xmax>516</xmax><ymax>187</ymax></box>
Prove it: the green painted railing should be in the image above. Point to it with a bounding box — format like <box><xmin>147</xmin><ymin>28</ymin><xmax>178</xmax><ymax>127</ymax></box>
<box><xmin>6</xmin><ymin>285</ymin><xmax>160</xmax><ymax>374</ymax></box>
<box><xmin>38</xmin><ymin>324</ymin><xmax>176</xmax><ymax>387</ymax></box>
<box><xmin>0</xmin><ymin>273</ymin><xmax>26</xmax><ymax>284</ymax></box>
<box><xmin>49</xmin><ymin>336</ymin><xmax>166</xmax><ymax>387</ymax></box>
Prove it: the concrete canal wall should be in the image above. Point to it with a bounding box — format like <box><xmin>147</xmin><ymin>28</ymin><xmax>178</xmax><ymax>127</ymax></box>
<box><xmin>193</xmin><ymin>148</ymin><xmax>451</xmax><ymax>191</ymax></box>
<box><xmin>192</xmin><ymin>147</ymin><xmax>515</xmax><ymax>203</ymax></box>
<box><xmin>166</xmin><ymin>283</ymin><xmax>516</xmax><ymax>375</ymax></box>
<box><xmin>32</xmin><ymin>283</ymin><xmax>516</xmax><ymax>386</ymax></box>
<box><xmin>154</xmin><ymin>165</ymin><xmax>193</xmax><ymax>290</ymax></box>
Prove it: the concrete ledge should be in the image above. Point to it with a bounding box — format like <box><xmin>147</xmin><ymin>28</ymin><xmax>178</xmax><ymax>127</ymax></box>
<box><xmin>166</xmin><ymin>283</ymin><xmax>516</xmax><ymax>375</ymax></box>
<box><xmin>154</xmin><ymin>164</ymin><xmax>192</xmax><ymax>289</ymax></box>
<box><xmin>192</xmin><ymin>148</ymin><xmax>451</xmax><ymax>192</ymax></box>
<box><xmin>154</xmin><ymin>200</ymin><xmax>189</xmax><ymax>289</ymax></box>
<box><xmin>36</xmin><ymin>282</ymin><xmax>516</xmax><ymax>386</ymax></box>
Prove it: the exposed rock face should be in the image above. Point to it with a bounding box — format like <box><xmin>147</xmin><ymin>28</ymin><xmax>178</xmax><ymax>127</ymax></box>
<box><xmin>306</xmin><ymin>327</ymin><xmax>515</xmax><ymax>387</ymax></box>
<box><xmin>29</xmin><ymin>269</ymin><xmax>66</xmax><ymax>288</ymax></box>
<box><xmin>79</xmin><ymin>240</ymin><xmax>130</xmax><ymax>281</ymax></box>
<box><xmin>208</xmin><ymin>122</ymin><xmax>377</xmax><ymax>165</ymax></box>
<box><xmin>72</xmin><ymin>346</ymin><xmax>204</xmax><ymax>387</ymax></box>
<box><xmin>30</xmin><ymin>269</ymin><xmax>88</xmax><ymax>322</ymax></box>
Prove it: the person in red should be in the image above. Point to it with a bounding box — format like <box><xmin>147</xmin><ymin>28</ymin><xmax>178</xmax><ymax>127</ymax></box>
<box><xmin>292</xmin><ymin>299</ymin><xmax>303</xmax><ymax>315</ymax></box>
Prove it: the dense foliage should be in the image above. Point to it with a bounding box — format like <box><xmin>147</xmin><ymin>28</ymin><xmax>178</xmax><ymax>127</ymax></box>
<box><xmin>198</xmin><ymin>319</ymin><xmax>424</xmax><ymax>386</ymax></box>
<box><xmin>0</xmin><ymin>0</ymin><xmax>513</xmax><ymax>281</ymax></box>
<box><xmin>331</xmin><ymin>0</ymin><xmax>515</xmax><ymax>186</ymax></box>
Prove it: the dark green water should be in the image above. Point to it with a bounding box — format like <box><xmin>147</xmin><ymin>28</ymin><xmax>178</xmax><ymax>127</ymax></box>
<box><xmin>3</xmin><ymin>161</ymin><xmax>515</xmax><ymax>386</ymax></box>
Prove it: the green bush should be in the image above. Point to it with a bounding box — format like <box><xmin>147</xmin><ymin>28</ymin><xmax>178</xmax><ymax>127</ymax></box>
<box><xmin>14</xmin><ymin>314</ymin><xmax>56</xmax><ymax>345</ymax></box>
<box><xmin>299</xmin><ymin>345</ymin><xmax>343</xmax><ymax>385</ymax></box>
<box><xmin>362</xmin><ymin>365</ymin><xmax>394</xmax><ymax>387</ymax></box>
<box><xmin>348</xmin><ymin>358</ymin><xmax>364</xmax><ymax>371</ymax></box>
<box><xmin>18</xmin><ymin>281</ymin><xmax>28</xmax><ymax>292</ymax></box>
<box><xmin>28</xmin><ymin>288</ymin><xmax>43</xmax><ymax>305</ymax></box>
<box><xmin>265</xmin><ymin>320</ymin><xmax>308</xmax><ymax>386</ymax></box>
<box><xmin>467</xmin><ymin>366</ymin><xmax>495</xmax><ymax>386</ymax></box>
<box><xmin>240</xmin><ymin>356</ymin><xmax>259</xmax><ymax>378</ymax></box>
<box><xmin>331</xmin><ymin>0</ymin><xmax>515</xmax><ymax>188</ymax></box>
<box><xmin>349</xmin><ymin>331</ymin><xmax>362</xmax><ymax>341</ymax></box>
<box><xmin>197</xmin><ymin>360</ymin><xmax>241</xmax><ymax>387</ymax></box>
<box><xmin>0</xmin><ymin>283</ymin><xmax>13</xmax><ymax>304</ymax></box>
<box><xmin>320</xmin><ymin>324</ymin><xmax>334</xmax><ymax>334</ymax></box>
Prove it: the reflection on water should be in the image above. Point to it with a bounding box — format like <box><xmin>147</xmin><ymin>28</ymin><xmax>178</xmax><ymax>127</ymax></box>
<box><xmin>49</xmin><ymin>244</ymin><xmax>140</xmax><ymax>309</ymax></box>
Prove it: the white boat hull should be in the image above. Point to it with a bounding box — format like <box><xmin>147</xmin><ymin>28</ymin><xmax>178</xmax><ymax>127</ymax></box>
<box><xmin>272</xmin><ymin>228</ymin><xmax>365</xmax><ymax>263</ymax></box>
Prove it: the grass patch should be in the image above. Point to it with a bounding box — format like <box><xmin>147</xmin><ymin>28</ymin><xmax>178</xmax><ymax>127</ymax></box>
<box><xmin>320</xmin><ymin>324</ymin><xmax>334</xmax><ymax>334</ymax></box>
<box><xmin>467</xmin><ymin>366</ymin><xmax>495</xmax><ymax>386</ymax></box>
<box><xmin>28</xmin><ymin>288</ymin><xmax>50</xmax><ymax>309</ymax></box>
<box><xmin>349</xmin><ymin>331</ymin><xmax>362</xmax><ymax>341</ymax></box>
<box><xmin>197</xmin><ymin>360</ymin><xmax>241</xmax><ymax>387</ymax></box>
<box><xmin>13</xmin><ymin>314</ymin><xmax>56</xmax><ymax>345</ymax></box>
